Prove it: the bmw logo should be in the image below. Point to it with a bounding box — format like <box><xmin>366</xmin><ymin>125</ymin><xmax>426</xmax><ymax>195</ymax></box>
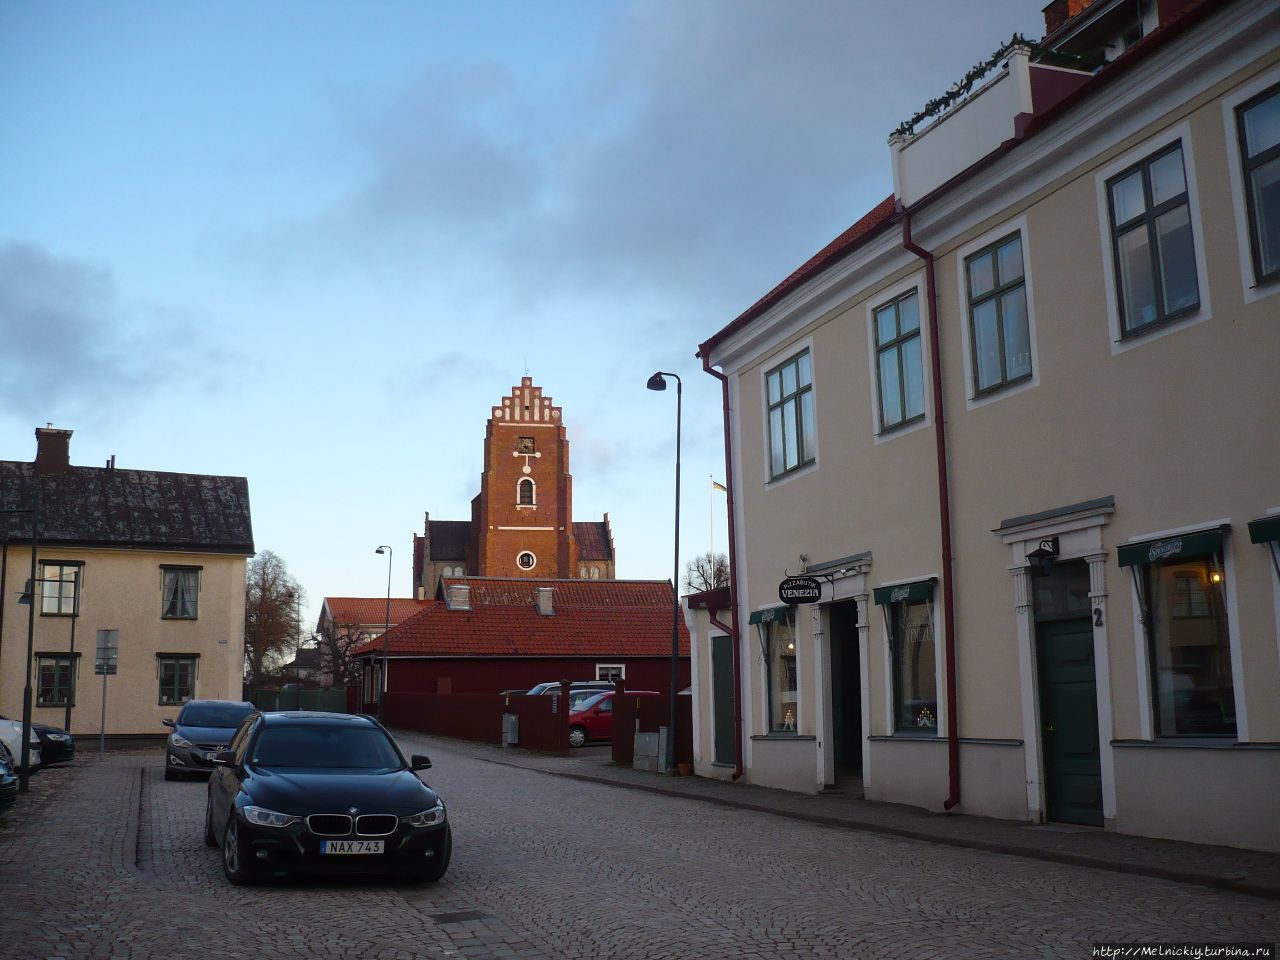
<box><xmin>348</xmin><ymin>806</ymin><xmax>359</xmax><ymax>815</ymax></box>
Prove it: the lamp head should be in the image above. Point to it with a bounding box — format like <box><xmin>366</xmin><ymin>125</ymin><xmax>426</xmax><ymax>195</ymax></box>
<box><xmin>375</xmin><ymin>546</ymin><xmax>388</xmax><ymax>555</ymax></box>
<box><xmin>646</xmin><ymin>372</ymin><xmax>667</xmax><ymax>392</ymax></box>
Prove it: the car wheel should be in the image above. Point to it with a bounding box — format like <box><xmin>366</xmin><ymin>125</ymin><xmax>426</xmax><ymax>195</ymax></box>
<box><xmin>568</xmin><ymin>726</ymin><xmax>588</xmax><ymax>748</ymax></box>
<box><xmin>221</xmin><ymin>814</ymin><xmax>254</xmax><ymax>885</ymax></box>
<box><xmin>204</xmin><ymin>797</ymin><xmax>218</xmax><ymax>848</ymax></box>
<box><xmin>413</xmin><ymin>825</ymin><xmax>452</xmax><ymax>883</ymax></box>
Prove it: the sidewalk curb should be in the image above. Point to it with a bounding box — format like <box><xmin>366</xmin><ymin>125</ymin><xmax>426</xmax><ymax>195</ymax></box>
<box><xmin>475</xmin><ymin>755</ymin><xmax>1280</xmax><ymax>902</ymax></box>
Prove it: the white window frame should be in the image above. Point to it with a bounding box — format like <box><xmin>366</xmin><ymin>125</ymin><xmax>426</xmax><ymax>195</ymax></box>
<box><xmin>1095</xmin><ymin>120</ymin><xmax>1212</xmax><ymax>353</ymax></box>
<box><xmin>1222</xmin><ymin>64</ymin><xmax>1280</xmax><ymax>305</ymax></box>
<box><xmin>516</xmin><ymin>477</ymin><xmax>537</xmax><ymax>509</ymax></box>
<box><xmin>516</xmin><ymin>551</ymin><xmax>537</xmax><ymax>571</ymax></box>
<box><xmin>595</xmin><ymin>663</ymin><xmax>625</xmax><ymax>682</ymax></box>
<box><xmin>759</xmin><ymin>335</ymin><xmax>818</xmax><ymax>488</ymax></box>
<box><xmin>954</xmin><ymin>215</ymin><xmax>1041</xmax><ymax>409</ymax></box>
<box><xmin>865</xmin><ymin>270</ymin><xmax>932</xmax><ymax>444</ymax></box>
<box><xmin>1126</xmin><ymin>519</ymin><xmax>1246</xmax><ymax>742</ymax></box>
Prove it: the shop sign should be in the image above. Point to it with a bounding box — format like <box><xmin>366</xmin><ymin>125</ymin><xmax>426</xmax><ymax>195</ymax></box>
<box><xmin>778</xmin><ymin>576</ymin><xmax>821</xmax><ymax>605</ymax></box>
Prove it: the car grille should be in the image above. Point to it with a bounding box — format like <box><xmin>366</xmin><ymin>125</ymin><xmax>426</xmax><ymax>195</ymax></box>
<box><xmin>307</xmin><ymin>814</ymin><xmax>353</xmax><ymax>836</ymax></box>
<box><xmin>355</xmin><ymin>814</ymin><xmax>397</xmax><ymax>836</ymax></box>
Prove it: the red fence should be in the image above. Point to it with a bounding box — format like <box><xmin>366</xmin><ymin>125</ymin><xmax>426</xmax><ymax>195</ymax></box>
<box><xmin>611</xmin><ymin>688</ymin><xmax>693</xmax><ymax>768</ymax></box>
<box><xmin>504</xmin><ymin>690</ymin><xmax>569</xmax><ymax>755</ymax></box>
<box><xmin>383</xmin><ymin>692</ymin><xmax>505</xmax><ymax>744</ymax></box>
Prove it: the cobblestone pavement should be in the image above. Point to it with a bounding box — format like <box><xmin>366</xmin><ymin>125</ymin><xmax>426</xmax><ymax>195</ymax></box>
<box><xmin>0</xmin><ymin>740</ymin><xmax>1276</xmax><ymax>960</ymax></box>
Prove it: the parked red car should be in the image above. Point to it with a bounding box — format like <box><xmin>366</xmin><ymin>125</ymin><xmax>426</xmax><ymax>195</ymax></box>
<box><xmin>567</xmin><ymin>691</ymin><xmax>659</xmax><ymax>748</ymax></box>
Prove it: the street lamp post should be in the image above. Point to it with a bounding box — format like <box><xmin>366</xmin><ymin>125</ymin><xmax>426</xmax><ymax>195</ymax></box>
<box><xmin>1</xmin><ymin>499</ymin><xmax>40</xmax><ymax>791</ymax></box>
<box><xmin>646</xmin><ymin>371</ymin><xmax>682</xmax><ymax>774</ymax></box>
<box><xmin>374</xmin><ymin>545</ymin><xmax>392</xmax><ymax>722</ymax></box>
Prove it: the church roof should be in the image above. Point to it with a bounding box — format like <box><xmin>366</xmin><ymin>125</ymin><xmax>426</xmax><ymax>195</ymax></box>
<box><xmin>573</xmin><ymin>521</ymin><xmax>612</xmax><ymax>560</ymax></box>
<box><xmin>427</xmin><ymin>520</ymin><xmax>470</xmax><ymax>559</ymax></box>
<box><xmin>352</xmin><ymin>578</ymin><xmax>688</xmax><ymax>658</ymax></box>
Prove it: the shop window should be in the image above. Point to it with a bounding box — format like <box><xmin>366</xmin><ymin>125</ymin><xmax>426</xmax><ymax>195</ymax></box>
<box><xmin>875</xmin><ymin>580</ymin><xmax>938</xmax><ymax>733</ymax></box>
<box><xmin>1106</xmin><ymin>142</ymin><xmax>1200</xmax><ymax>335</ymax></box>
<box><xmin>965</xmin><ymin>233</ymin><xmax>1031</xmax><ymax>395</ymax></box>
<box><xmin>755</xmin><ymin>609</ymin><xmax>798</xmax><ymax>733</ymax></box>
<box><xmin>161</xmin><ymin>567</ymin><xmax>200</xmax><ymax>620</ymax></box>
<box><xmin>158</xmin><ymin>656</ymin><xmax>198</xmax><ymax>706</ymax></box>
<box><xmin>873</xmin><ymin>289</ymin><xmax>925</xmax><ymax>432</ymax></box>
<box><xmin>1236</xmin><ymin>83</ymin><xmax>1280</xmax><ymax>285</ymax></box>
<box><xmin>40</xmin><ymin>562</ymin><xmax>81</xmax><ymax>616</ymax></box>
<box><xmin>37</xmin><ymin>655</ymin><xmax>76</xmax><ymax>707</ymax></box>
<box><xmin>764</xmin><ymin>350</ymin><xmax>815</xmax><ymax>479</ymax></box>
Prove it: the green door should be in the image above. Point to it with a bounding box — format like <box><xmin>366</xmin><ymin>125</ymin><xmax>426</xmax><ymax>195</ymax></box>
<box><xmin>711</xmin><ymin>635</ymin><xmax>735</xmax><ymax>765</ymax></box>
<box><xmin>1036</xmin><ymin>618</ymin><xmax>1103</xmax><ymax>826</ymax></box>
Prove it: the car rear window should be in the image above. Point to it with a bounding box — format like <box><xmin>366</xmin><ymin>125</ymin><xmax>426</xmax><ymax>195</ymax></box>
<box><xmin>179</xmin><ymin>705</ymin><xmax>255</xmax><ymax>728</ymax></box>
<box><xmin>250</xmin><ymin>725</ymin><xmax>401</xmax><ymax>770</ymax></box>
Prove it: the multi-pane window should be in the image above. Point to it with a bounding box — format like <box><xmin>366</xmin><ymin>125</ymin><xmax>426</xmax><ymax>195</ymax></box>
<box><xmin>161</xmin><ymin>567</ymin><xmax>199</xmax><ymax>619</ymax></box>
<box><xmin>518</xmin><ymin>478</ymin><xmax>535</xmax><ymax>505</ymax></box>
<box><xmin>1237</xmin><ymin>84</ymin><xmax>1280</xmax><ymax>285</ymax></box>
<box><xmin>886</xmin><ymin>594</ymin><xmax>937</xmax><ymax>732</ymax></box>
<box><xmin>37</xmin><ymin>655</ymin><xmax>76</xmax><ymax>707</ymax></box>
<box><xmin>1143</xmin><ymin>551</ymin><xmax>1234</xmax><ymax>737</ymax></box>
<box><xmin>158</xmin><ymin>656</ymin><xmax>197</xmax><ymax>705</ymax></box>
<box><xmin>40</xmin><ymin>562</ymin><xmax>80</xmax><ymax>615</ymax></box>
<box><xmin>762</xmin><ymin>611</ymin><xmax>798</xmax><ymax>733</ymax></box>
<box><xmin>1106</xmin><ymin>142</ymin><xmax>1200</xmax><ymax>335</ymax></box>
<box><xmin>596</xmin><ymin>664</ymin><xmax>624</xmax><ymax>682</ymax></box>
<box><xmin>873</xmin><ymin>290</ymin><xmax>925</xmax><ymax>431</ymax></box>
<box><xmin>765</xmin><ymin>350</ymin><xmax>815</xmax><ymax>479</ymax></box>
<box><xmin>965</xmin><ymin>233</ymin><xmax>1031</xmax><ymax>394</ymax></box>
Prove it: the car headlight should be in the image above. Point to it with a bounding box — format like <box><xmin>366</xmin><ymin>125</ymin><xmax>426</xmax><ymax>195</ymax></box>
<box><xmin>402</xmin><ymin>804</ymin><xmax>446</xmax><ymax>827</ymax></box>
<box><xmin>170</xmin><ymin>734</ymin><xmax>193</xmax><ymax>749</ymax></box>
<box><xmin>46</xmin><ymin>733</ymin><xmax>70</xmax><ymax>742</ymax></box>
<box><xmin>242</xmin><ymin>805</ymin><xmax>300</xmax><ymax>828</ymax></box>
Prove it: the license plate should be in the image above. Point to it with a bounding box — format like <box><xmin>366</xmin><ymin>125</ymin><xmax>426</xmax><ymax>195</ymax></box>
<box><xmin>203</xmin><ymin>751</ymin><xmax>218</xmax><ymax>760</ymax></box>
<box><xmin>320</xmin><ymin>839</ymin><xmax>384</xmax><ymax>855</ymax></box>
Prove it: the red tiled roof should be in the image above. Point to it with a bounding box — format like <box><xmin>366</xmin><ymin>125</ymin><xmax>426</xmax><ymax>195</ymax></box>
<box><xmin>573</xmin><ymin>520</ymin><xmax>612</xmax><ymax>560</ymax></box>
<box><xmin>321</xmin><ymin>597</ymin><xmax>427</xmax><ymax>628</ymax></box>
<box><xmin>352</xmin><ymin>578</ymin><xmax>689</xmax><ymax>659</ymax></box>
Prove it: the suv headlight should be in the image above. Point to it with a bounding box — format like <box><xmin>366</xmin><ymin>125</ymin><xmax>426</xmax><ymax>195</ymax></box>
<box><xmin>242</xmin><ymin>805</ymin><xmax>300</xmax><ymax>828</ymax></box>
<box><xmin>46</xmin><ymin>733</ymin><xmax>70</xmax><ymax>742</ymax></box>
<box><xmin>169</xmin><ymin>734</ymin><xmax>193</xmax><ymax>749</ymax></box>
<box><xmin>402</xmin><ymin>804</ymin><xmax>446</xmax><ymax>827</ymax></box>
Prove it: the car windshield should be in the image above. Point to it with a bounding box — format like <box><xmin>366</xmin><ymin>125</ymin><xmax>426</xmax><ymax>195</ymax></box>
<box><xmin>576</xmin><ymin>693</ymin><xmax>608</xmax><ymax>711</ymax></box>
<box><xmin>250</xmin><ymin>725</ymin><xmax>402</xmax><ymax>770</ymax></box>
<box><xmin>568</xmin><ymin>691</ymin><xmax>600</xmax><ymax>710</ymax></box>
<box><xmin>179</xmin><ymin>705</ymin><xmax>254</xmax><ymax>728</ymax></box>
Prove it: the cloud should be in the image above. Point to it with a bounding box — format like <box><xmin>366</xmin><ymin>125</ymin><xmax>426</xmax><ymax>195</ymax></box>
<box><xmin>0</xmin><ymin>242</ymin><xmax>236</xmax><ymax>420</ymax></box>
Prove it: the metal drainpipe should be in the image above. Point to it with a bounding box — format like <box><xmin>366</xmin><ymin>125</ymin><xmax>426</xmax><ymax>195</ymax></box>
<box><xmin>700</xmin><ymin>358</ymin><xmax>745</xmax><ymax>782</ymax></box>
<box><xmin>902</xmin><ymin>210</ymin><xmax>961</xmax><ymax>812</ymax></box>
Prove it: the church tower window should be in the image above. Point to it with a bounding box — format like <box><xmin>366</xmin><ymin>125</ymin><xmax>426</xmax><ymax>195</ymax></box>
<box><xmin>518</xmin><ymin>478</ymin><xmax>535</xmax><ymax>505</ymax></box>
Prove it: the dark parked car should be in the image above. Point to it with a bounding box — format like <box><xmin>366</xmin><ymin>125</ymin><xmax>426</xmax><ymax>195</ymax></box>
<box><xmin>0</xmin><ymin>753</ymin><xmax>17</xmax><ymax>814</ymax></box>
<box><xmin>205</xmin><ymin>711</ymin><xmax>450</xmax><ymax>885</ymax></box>
<box><xmin>0</xmin><ymin>715</ymin><xmax>73</xmax><ymax>766</ymax></box>
<box><xmin>163</xmin><ymin>700</ymin><xmax>256</xmax><ymax>780</ymax></box>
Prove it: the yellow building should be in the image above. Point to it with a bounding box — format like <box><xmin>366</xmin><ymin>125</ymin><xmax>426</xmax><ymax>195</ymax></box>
<box><xmin>695</xmin><ymin>0</ymin><xmax>1280</xmax><ymax>852</ymax></box>
<box><xmin>0</xmin><ymin>427</ymin><xmax>253</xmax><ymax>741</ymax></box>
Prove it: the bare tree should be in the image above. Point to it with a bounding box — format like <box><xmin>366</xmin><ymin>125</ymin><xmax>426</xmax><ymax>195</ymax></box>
<box><xmin>315</xmin><ymin>619</ymin><xmax>372</xmax><ymax>689</ymax></box>
<box><xmin>683</xmin><ymin>551</ymin><xmax>729</xmax><ymax>594</ymax></box>
<box><xmin>244</xmin><ymin>550</ymin><xmax>303</xmax><ymax>686</ymax></box>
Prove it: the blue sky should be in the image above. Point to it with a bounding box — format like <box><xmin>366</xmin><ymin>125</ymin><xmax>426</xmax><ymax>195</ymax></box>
<box><xmin>0</xmin><ymin>0</ymin><xmax>1044</xmax><ymax>629</ymax></box>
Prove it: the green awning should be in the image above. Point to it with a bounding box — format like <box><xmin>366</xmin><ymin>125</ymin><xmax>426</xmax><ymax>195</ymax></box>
<box><xmin>748</xmin><ymin>608</ymin><xmax>780</xmax><ymax>625</ymax></box>
<box><xmin>1117</xmin><ymin>526</ymin><xmax>1226</xmax><ymax>567</ymax></box>
<box><xmin>873</xmin><ymin>578</ymin><xmax>935</xmax><ymax>606</ymax></box>
<box><xmin>1248</xmin><ymin>515</ymin><xmax>1280</xmax><ymax>545</ymax></box>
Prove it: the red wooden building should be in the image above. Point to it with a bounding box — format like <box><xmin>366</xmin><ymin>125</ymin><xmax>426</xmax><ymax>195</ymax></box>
<box><xmin>353</xmin><ymin>577</ymin><xmax>690</xmax><ymax>707</ymax></box>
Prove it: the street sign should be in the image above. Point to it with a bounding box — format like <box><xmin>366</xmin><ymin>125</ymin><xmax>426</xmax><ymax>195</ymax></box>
<box><xmin>779</xmin><ymin>576</ymin><xmax>822</xmax><ymax>605</ymax></box>
<box><xmin>95</xmin><ymin>629</ymin><xmax>119</xmax><ymax>675</ymax></box>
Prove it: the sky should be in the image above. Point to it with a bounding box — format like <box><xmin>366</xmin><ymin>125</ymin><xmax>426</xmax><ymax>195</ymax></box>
<box><xmin>0</xmin><ymin>0</ymin><xmax>1045</xmax><ymax>631</ymax></box>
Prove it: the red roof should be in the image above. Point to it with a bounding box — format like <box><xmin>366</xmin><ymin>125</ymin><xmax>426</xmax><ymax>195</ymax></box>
<box><xmin>321</xmin><ymin>597</ymin><xmax>427</xmax><ymax>628</ymax></box>
<box><xmin>352</xmin><ymin>578</ymin><xmax>689</xmax><ymax>659</ymax></box>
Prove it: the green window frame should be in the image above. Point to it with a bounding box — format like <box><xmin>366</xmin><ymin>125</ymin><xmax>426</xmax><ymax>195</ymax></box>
<box><xmin>40</xmin><ymin>562</ymin><xmax>81</xmax><ymax>616</ymax></box>
<box><xmin>764</xmin><ymin>350</ymin><xmax>815</xmax><ymax>480</ymax></box>
<box><xmin>157</xmin><ymin>655</ymin><xmax>198</xmax><ymax>706</ymax></box>
<box><xmin>873</xmin><ymin>289</ymin><xmax>925</xmax><ymax>432</ymax></box>
<box><xmin>161</xmin><ymin>567</ymin><xmax>200</xmax><ymax>620</ymax></box>
<box><xmin>1236</xmin><ymin>82</ymin><xmax>1280</xmax><ymax>286</ymax></box>
<box><xmin>964</xmin><ymin>233</ymin><xmax>1031</xmax><ymax>396</ymax></box>
<box><xmin>1105</xmin><ymin>141</ymin><xmax>1200</xmax><ymax>336</ymax></box>
<box><xmin>36</xmin><ymin>655</ymin><xmax>76</xmax><ymax>707</ymax></box>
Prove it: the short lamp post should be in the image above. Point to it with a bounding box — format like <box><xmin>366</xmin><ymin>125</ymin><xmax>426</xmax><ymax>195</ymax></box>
<box><xmin>375</xmin><ymin>545</ymin><xmax>392</xmax><ymax>722</ymax></box>
<box><xmin>646</xmin><ymin>370</ymin><xmax>682</xmax><ymax>774</ymax></box>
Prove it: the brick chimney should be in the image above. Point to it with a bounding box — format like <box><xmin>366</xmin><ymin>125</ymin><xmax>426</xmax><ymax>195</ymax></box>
<box><xmin>536</xmin><ymin>586</ymin><xmax>554</xmax><ymax>616</ymax></box>
<box><xmin>34</xmin><ymin>424</ymin><xmax>73</xmax><ymax>476</ymax></box>
<box><xmin>1043</xmin><ymin>0</ymin><xmax>1098</xmax><ymax>36</ymax></box>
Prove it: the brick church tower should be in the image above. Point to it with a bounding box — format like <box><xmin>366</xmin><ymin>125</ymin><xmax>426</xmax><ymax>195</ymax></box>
<box><xmin>414</xmin><ymin>377</ymin><xmax>615</xmax><ymax>595</ymax></box>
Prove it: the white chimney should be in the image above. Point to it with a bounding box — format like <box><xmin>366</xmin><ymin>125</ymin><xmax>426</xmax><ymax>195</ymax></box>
<box><xmin>445</xmin><ymin>584</ymin><xmax>471</xmax><ymax>612</ymax></box>
<box><xmin>536</xmin><ymin>586</ymin><xmax>554</xmax><ymax>616</ymax></box>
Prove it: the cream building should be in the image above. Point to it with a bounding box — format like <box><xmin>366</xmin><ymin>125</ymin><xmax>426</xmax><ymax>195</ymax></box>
<box><xmin>0</xmin><ymin>427</ymin><xmax>253</xmax><ymax>741</ymax></box>
<box><xmin>694</xmin><ymin>0</ymin><xmax>1280</xmax><ymax>852</ymax></box>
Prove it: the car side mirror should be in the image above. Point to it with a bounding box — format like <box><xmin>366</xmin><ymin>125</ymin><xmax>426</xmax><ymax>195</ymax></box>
<box><xmin>212</xmin><ymin>750</ymin><xmax>236</xmax><ymax>766</ymax></box>
<box><xmin>410</xmin><ymin>754</ymin><xmax>432</xmax><ymax>771</ymax></box>
<box><xmin>162</xmin><ymin>718</ymin><xmax>175</xmax><ymax>729</ymax></box>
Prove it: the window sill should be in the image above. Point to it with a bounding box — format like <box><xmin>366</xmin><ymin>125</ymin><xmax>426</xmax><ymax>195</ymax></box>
<box><xmin>1112</xmin><ymin>737</ymin><xmax>1273</xmax><ymax>749</ymax></box>
<box><xmin>972</xmin><ymin>373</ymin><xmax>1033</xmax><ymax>402</ymax></box>
<box><xmin>877</xmin><ymin>414</ymin><xmax>926</xmax><ymax>437</ymax></box>
<box><xmin>751</xmin><ymin>733</ymin><xmax>816</xmax><ymax>741</ymax></box>
<box><xmin>160</xmin><ymin>616</ymin><xmax>199</xmax><ymax>622</ymax></box>
<box><xmin>764</xmin><ymin>460</ymin><xmax>818</xmax><ymax>490</ymax></box>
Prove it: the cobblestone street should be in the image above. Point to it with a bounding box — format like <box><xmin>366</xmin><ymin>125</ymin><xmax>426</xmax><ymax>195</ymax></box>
<box><xmin>1</xmin><ymin>737</ymin><xmax>1277</xmax><ymax>960</ymax></box>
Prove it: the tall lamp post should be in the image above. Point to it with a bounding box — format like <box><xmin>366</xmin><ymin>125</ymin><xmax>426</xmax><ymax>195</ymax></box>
<box><xmin>646</xmin><ymin>371</ymin><xmax>682</xmax><ymax>774</ymax></box>
<box><xmin>374</xmin><ymin>545</ymin><xmax>392</xmax><ymax>722</ymax></box>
